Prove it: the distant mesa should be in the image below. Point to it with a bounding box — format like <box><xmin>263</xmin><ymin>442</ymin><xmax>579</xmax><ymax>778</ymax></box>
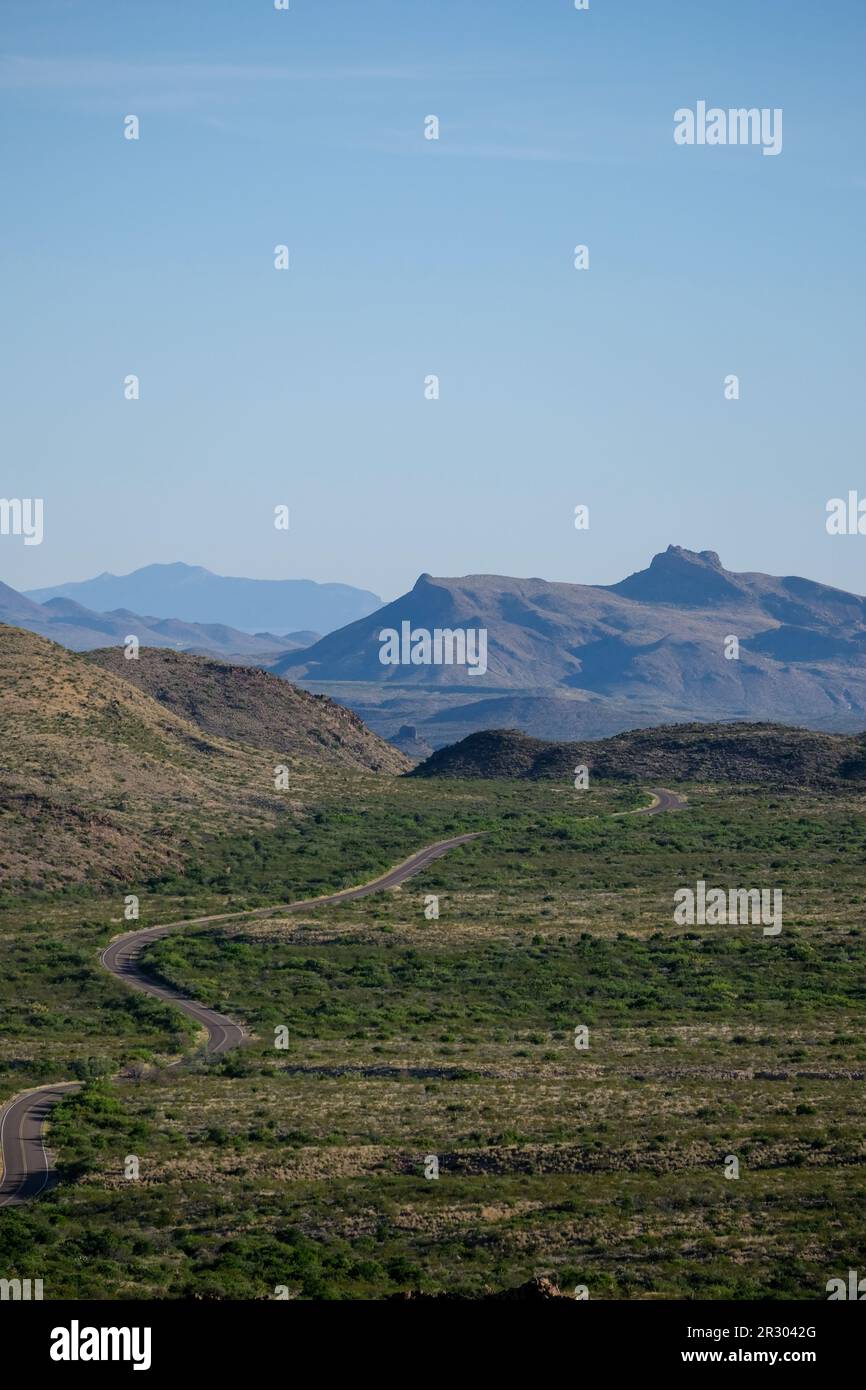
<box><xmin>606</xmin><ymin>544</ymin><xmax>740</xmax><ymax>604</ymax></box>
<box><xmin>388</xmin><ymin>722</ymin><xmax>433</xmax><ymax>763</ymax></box>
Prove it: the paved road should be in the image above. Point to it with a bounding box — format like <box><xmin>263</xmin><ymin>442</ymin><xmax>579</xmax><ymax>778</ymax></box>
<box><xmin>640</xmin><ymin>787</ymin><xmax>688</xmax><ymax>815</ymax></box>
<box><xmin>101</xmin><ymin>928</ymin><xmax>247</xmax><ymax>1056</ymax></box>
<box><xmin>0</xmin><ymin>832</ymin><xmax>481</xmax><ymax>1206</ymax></box>
<box><xmin>99</xmin><ymin>830</ymin><xmax>483</xmax><ymax>1050</ymax></box>
<box><xmin>285</xmin><ymin>832</ymin><xmax>482</xmax><ymax>908</ymax></box>
<box><xmin>0</xmin><ymin>1082</ymin><xmax>82</xmax><ymax>1208</ymax></box>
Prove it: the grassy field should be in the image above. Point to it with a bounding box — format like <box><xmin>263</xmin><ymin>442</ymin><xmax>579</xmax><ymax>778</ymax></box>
<box><xmin>1</xmin><ymin>775</ymin><xmax>865</xmax><ymax>1299</ymax></box>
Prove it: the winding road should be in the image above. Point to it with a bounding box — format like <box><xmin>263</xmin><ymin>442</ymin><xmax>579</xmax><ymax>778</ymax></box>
<box><xmin>0</xmin><ymin>831</ymin><xmax>481</xmax><ymax>1206</ymax></box>
<box><xmin>96</xmin><ymin>832</ymin><xmax>482</xmax><ymax>1057</ymax></box>
<box><xmin>0</xmin><ymin>795</ymin><xmax>686</xmax><ymax>1208</ymax></box>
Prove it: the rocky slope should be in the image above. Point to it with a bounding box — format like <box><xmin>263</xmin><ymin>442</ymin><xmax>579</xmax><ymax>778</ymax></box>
<box><xmin>86</xmin><ymin>647</ymin><xmax>408</xmax><ymax>774</ymax></box>
<box><xmin>0</xmin><ymin>626</ymin><xmax>405</xmax><ymax>892</ymax></box>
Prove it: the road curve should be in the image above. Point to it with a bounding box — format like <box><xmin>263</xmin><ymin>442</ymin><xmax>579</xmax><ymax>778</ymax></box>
<box><xmin>100</xmin><ymin>928</ymin><xmax>247</xmax><ymax>1056</ymax></box>
<box><xmin>0</xmin><ymin>832</ymin><xmax>481</xmax><ymax>1207</ymax></box>
<box><xmin>640</xmin><ymin>787</ymin><xmax>688</xmax><ymax>815</ymax></box>
<box><xmin>98</xmin><ymin>831</ymin><xmax>483</xmax><ymax>1052</ymax></box>
<box><xmin>0</xmin><ymin>1082</ymin><xmax>82</xmax><ymax>1208</ymax></box>
<box><xmin>608</xmin><ymin>787</ymin><xmax>688</xmax><ymax>819</ymax></box>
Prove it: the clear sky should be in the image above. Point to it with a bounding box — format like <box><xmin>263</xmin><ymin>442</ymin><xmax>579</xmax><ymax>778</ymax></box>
<box><xmin>1</xmin><ymin>0</ymin><xmax>864</xmax><ymax>601</ymax></box>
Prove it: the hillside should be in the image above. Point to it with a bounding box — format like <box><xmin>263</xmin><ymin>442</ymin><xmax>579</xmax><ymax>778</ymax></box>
<box><xmin>411</xmin><ymin>721</ymin><xmax>866</xmax><ymax>787</ymax></box>
<box><xmin>275</xmin><ymin>548</ymin><xmax>866</xmax><ymax>740</ymax></box>
<box><xmin>0</xmin><ymin>626</ymin><xmax>404</xmax><ymax>893</ymax></box>
<box><xmin>85</xmin><ymin>647</ymin><xmax>409</xmax><ymax>774</ymax></box>
<box><xmin>0</xmin><ymin>625</ymin><xmax>288</xmax><ymax>892</ymax></box>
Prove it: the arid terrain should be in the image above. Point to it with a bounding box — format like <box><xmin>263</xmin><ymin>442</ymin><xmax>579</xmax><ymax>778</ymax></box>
<box><xmin>1</xmin><ymin>635</ymin><xmax>864</xmax><ymax>1299</ymax></box>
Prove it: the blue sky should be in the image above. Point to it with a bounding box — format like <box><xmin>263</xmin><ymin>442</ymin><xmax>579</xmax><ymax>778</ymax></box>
<box><xmin>1</xmin><ymin>0</ymin><xmax>864</xmax><ymax>600</ymax></box>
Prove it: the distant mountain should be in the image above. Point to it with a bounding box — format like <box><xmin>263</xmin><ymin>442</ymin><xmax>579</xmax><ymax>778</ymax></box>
<box><xmin>0</xmin><ymin>580</ymin><xmax>291</xmax><ymax>659</ymax></box>
<box><xmin>86</xmin><ymin>647</ymin><xmax>408</xmax><ymax>774</ymax></box>
<box><xmin>276</xmin><ymin>547</ymin><xmax>866</xmax><ymax>740</ymax></box>
<box><xmin>26</xmin><ymin>562</ymin><xmax>382</xmax><ymax>635</ymax></box>
<box><xmin>277</xmin><ymin>630</ymin><xmax>321</xmax><ymax>648</ymax></box>
<box><xmin>411</xmin><ymin>693</ymin><xmax>676</xmax><ymax>743</ymax></box>
<box><xmin>0</xmin><ymin>578</ymin><xmax>46</xmax><ymax>623</ymax></box>
<box><xmin>412</xmin><ymin>722</ymin><xmax>866</xmax><ymax>788</ymax></box>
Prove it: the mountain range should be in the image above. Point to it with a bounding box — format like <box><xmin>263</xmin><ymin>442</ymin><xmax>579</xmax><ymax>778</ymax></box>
<box><xmin>25</xmin><ymin>562</ymin><xmax>381</xmax><ymax>635</ymax></box>
<box><xmin>9</xmin><ymin>547</ymin><xmax>866</xmax><ymax>749</ymax></box>
<box><xmin>276</xmin><ymin>546</ymin><xmax>866</xmax><ymax>745</ymax></box>
<box><xmin>0</xmin><ymin>578</ymin><xmax>314</xmax><ymax>660</ymax></box>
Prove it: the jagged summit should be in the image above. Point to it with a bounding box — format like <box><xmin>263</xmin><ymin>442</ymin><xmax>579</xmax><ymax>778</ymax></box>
<box><xmin>663</xmin><ymin>544</ymin><xmax>723</xmax><ymax>568</ymax></box>
<box><xmin>606</xmin><ymin>546</ymin><xmax>742</xmax><ymax>605</ymax></box>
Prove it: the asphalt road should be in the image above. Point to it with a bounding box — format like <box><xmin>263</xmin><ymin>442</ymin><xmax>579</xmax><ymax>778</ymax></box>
<box><xmin>100</xmin><ymin>927</ymin><xmax>247</xmax><ymax>1056</ymax></box>
<box><xmin>0</xmin><ymin>1082</ymin><xmax>82</xmax><ymax>1208</ymax></box>
<box><xmin>641</xmin><ymin>787</ymin><xmax>688</xmax><ymax>814</ymax></box>
<box><xmin>0</xmin><ymin>832</ymin><xmax>481</xmax><ymax>1206</ymax></box>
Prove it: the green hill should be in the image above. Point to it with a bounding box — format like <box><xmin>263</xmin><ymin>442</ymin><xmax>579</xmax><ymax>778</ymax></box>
<box><xmin>411</xmin><ymin>721</ymin><xmax>866</xmax><ymax>786</ymax></box>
